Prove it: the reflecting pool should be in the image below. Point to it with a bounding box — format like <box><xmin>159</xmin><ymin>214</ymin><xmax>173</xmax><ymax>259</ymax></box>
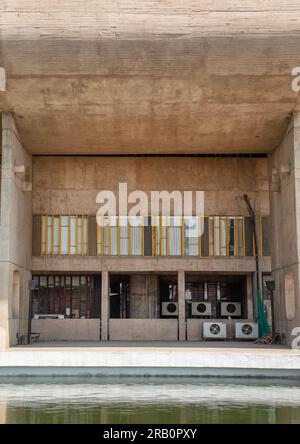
<box><xmin>0</xmin><ymin>377</ymin><xmax>300</xmax><ymax>424</ymax></box>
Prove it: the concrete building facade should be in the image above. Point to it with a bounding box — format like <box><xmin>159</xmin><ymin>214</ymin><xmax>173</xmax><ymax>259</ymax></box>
<box><xmin>1</xmin><ymin>1</ymin><xmax>300</xmax><ymax>347</ymax></box>
<box><xmin>0</xmin><ymin>111</ymin><xmax>276</xmax><ymax>346</ymax></box>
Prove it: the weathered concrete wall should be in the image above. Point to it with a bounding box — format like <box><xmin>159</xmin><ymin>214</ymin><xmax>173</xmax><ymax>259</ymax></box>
<box><xmin>0</xmin><ymin>113</ymin><xmax>32</xmax><ymax>348</ymax></box>
<box><xmin>109</xmin><ymin>319</ymin><xmax>178</xmax><ymax>341</ymax></box>
<box><xmin>1</xmin><ymin>2</ymin><xmax>300</xmax><ymax>154</ymax></box>
<box><xmin>32</xmin><ymin>319</ymin><xmax>100</xmax><ymax>341</ymax></box>
<box><xmin>32</xmin><ymin>156</ymin><xmax>269</xmax><ymax>216</ymax></box>
<box><xmin>129</xmin><ymin>275</ymin><xmax>158</xmax><ymax>319</ymax></box>
<box><xmin>269</xmin><ymin>112</ymin><xmax>300</xmax><ymax>344</ymax></box>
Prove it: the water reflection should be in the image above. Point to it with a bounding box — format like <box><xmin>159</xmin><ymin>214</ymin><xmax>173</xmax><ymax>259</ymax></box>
<box><xmin>0</xmin><ymin>377</ymin><xmax>300</xmax><ymax>424</ymax></box>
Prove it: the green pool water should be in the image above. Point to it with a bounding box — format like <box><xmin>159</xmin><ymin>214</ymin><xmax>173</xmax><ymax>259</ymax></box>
<box><xmin>0</xmin><ymin>377</ymin><xmax>300</xmax><ymax>424</ymax></box>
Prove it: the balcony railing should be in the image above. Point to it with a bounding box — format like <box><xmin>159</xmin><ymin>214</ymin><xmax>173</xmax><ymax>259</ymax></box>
<box><xmin>34</xmin><ymin>215</ymin><xmax>270</xmax><ymax>258</ymax></box>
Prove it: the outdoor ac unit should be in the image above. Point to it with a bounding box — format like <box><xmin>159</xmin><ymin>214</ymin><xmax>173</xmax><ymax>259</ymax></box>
<box><xmin>235</xmin><ymin>322</ymin><xmax>259</xmax><ymax>340</ymax></box>
<box><xmin>203</xmin><ymin>322</ymin><xmax>227</xmax><ymax>339</ymax></box>
<box><xmin>192</xmin><ymin>302</ymin><xmax>212</xmax><ymax>316</ymax></box>
<box><xmin>221</xmin><ymin>302</ymin><xmax>241</xmax><ymax>317</ymax></box>
<box><xmin>161</xmin><ymin>301</ymin><xmax>178</xmax><ymax>316</ymax></box>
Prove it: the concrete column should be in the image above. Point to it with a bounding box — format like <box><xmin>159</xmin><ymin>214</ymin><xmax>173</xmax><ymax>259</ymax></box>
<box><xmin>129</xmin><ymin>274</ymin><xmax>158</xmax><ymax>318</ymax></box>
<box><xmin>147</xmin><ymin>275</ymin><xmax>159</xmax><ymax>319</ymax></box>
<box><xmin>0</xmin><ymin>113</ymin><xmax>32</xmax><ymax>348</ymax></box>
<box><xmin>178</xmin><ymin>270</ymin><xmax>186</xmax><ymax>341</ymax></box>
<box><xmin>129</xmin><ymin>275</ymin><xmax>147</xmax><ymax>318</ymax></box>
<box><xmin>269</xmin><ymin>112</ymin><xmax>300</xmax><ymax>345</ymax></box>
<box><xmin>101</xmin><ymin>271</ymin><xmax>109</xmax><ymax>340</ymax></box>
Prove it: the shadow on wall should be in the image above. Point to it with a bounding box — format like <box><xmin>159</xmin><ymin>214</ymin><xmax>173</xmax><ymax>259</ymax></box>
<box><xmin>12</xmin><ymin>270</ymin><xmax>20</xmax><ymax>320</ymax></box>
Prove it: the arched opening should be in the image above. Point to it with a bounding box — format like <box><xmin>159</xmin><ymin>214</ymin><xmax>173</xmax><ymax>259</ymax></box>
<box><xmin>12</xmin><ymin>271</ymin><xmax>20</xmax><ymax>319</ymax></box>
<box><xmin>285</xmin><ymin>271</ymin><xmax>295</xmax><ymax>321</ymax></box>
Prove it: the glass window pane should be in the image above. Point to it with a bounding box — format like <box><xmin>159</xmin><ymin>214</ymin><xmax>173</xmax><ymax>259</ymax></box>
<box><xmin>238</xmin><ymin>217</ymin><xmax>244</xmax><ymax>256</ymax></box>
<box><xmin>131</xmin><ymin>226</ymin><xmax>142</xmax><ymax>255</ymax></box>
<box><xmin>41</xmin><ymin>216</ymin><xmax>46</xmax><ymax>255</ymax></box>
<box><xmin>245</xmin><ymin>217</ymin><xmax>254</xmax><ymax>256</ymax></box>
<box><xmin>184</xmin><ymin>217</ymin><xmax>198</xmax><ymax>256</ymax></box>
<box><xmin>152</xmin><ymin>216</ymin><xmax>160</xmax><ymax>256</ymax></box>
<box><xmin>110</xmin><ymin>226</ymin><xmax>118</xmax><ymax>255</ymax></box>
<box><xmin>70</xmin><ymin>216</ymin><xmax>76</xmax><ymax>255</ymax></box>
<box><xmin>209</xmin><ymin>217</ymin><xmax>214</xmax><ymax>256</ymax></box>
<box><xmin>221</xmin><ymin>217</ymin><xmax>227</xmax><ymax>256</ymax></box>
<box><xmin>215</xmin><ymin>216</ymin><xmax>220</xmax><ymax>256</ymax></box>
<box><xmin>228</xmin><ymin>217</ymin><xmax>235</xmax><ymax>256</ymax></box>
<box><xmin>47</xmin><ymin>216</ymin><xmax>52</xmax><ymax>255</ymax></box>
<box><xmin>78</xmin><ymin>217</ymin><xmax>82</xmax><ymax>255</ymax></box>
<box><xmin>169</xmin><ymin>218</ymin><xmax>182</xmax><ymax>256</ymax></box>
<box><xmin>120</xmin><ymin>217</ymin><xmax>128</xmax><ymax>255</ymax></box>
<box><xmin>97</xmin><ymin>224</ymin><xmax>102</xmax><ymax>256</ymax></box>
<box><xmin>83</xmin><ymin>216</ymin><xmax>88</xmax><ymax>255</ymax></box>
<box><xmin>53</xmin><ymin>217</ymin><xmax>59</xmax><ymax>255</ymax></box>
<box><xmin>104</xmin><ymin>225</ymin><xmax>109</xmax><ymax>255</ymax></box>
<box><xmin>161</xmin><ymin>224</ymin><xmax>167</xmax><ymax>256</ymax></box>
<box><xmin>201</xmin><ymin>217</ymin><xmax>209</xmax><ymax>256</ymax></box>
<box><xmin>61</xmin><ymin>216</ymin><xmax>69</xmax><ymax>255</ymax></box>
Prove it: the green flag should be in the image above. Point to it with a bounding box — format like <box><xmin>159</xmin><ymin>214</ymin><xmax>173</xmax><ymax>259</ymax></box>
<box><xmin>257</xmin><ymin>288</ymin><xmax>271</xmax><ymax>337</ymax></box>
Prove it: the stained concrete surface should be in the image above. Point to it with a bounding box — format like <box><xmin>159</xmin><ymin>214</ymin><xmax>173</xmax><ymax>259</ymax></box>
<box><xmin>12</xmin><ymin>340</ymin><xmax>288</xmax><ymax>349</ymax></box>
<box><xmin>1</xmin><ymin>2</ymin><xmax>300</xmax><ymax>153</ymax></box>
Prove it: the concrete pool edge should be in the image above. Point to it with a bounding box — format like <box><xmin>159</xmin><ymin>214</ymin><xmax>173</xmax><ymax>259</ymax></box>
<box><xmin>1</xmin><ymin>366</ymin><xmax>300</xmax><ymax>378</ymax></box>
<box><xmin>1</xmin><ymin>345</ymin><xmax>300</xmax><ymax>377</ymax></box>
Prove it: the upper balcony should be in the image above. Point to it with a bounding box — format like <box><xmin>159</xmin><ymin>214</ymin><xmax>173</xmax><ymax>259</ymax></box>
<box><xmin>32</xmin><ymin>214</ymin><xmax>271</xmax><ymax>274</ymax></box>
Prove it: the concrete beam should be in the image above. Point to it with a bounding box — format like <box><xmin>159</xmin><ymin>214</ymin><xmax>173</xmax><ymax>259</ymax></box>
<box><xmin>32</xmin><ymin>256</ymin><xmax>272</xmax><ymax>274</ymax></box>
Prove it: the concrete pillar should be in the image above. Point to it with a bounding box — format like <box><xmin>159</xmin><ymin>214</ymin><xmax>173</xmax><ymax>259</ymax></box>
<box><xmin>101</xmin><ymin>271</ymin><xmax>109</xmax><ymax>340</ymax></box>
<box><xmin>147</xmin><ymin>275</ymin><xmax>159</xmax><ymax>318</ymax></box>
<box><xmin>269</xmin><ymin>112</ymin><xmax>300</xmax><ymax>344</ymax></box>
<box><xmin>178</xmin><ymin>270</ymin><xmax>186</xmax><ymax>341</ymax></box>
<box><xmin>129</xmin><ymin>275</ymin><xmax>158</xmax><ymax>318</ymax></box>
<box><xmin>0</xmin><ymin>113</ymin><xmax>32</xmax><ymax>348</ymax></box>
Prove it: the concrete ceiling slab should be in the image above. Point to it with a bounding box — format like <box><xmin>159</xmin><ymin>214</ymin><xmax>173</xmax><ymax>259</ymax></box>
<box><xmin>0</xmin><ymin>1</ymin><xmax>300</xmax><ymax>154</ymax></box>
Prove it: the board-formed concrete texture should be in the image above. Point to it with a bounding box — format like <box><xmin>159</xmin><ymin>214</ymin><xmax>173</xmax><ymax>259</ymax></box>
<box><xmin>1</xmin><ymin>2</ymin><xmax>300</xmax><ymax>351</ymax></box>
<box><xmin>0</xmin><ymin>1</ymin><xmax>300</xmax><ymax>153</ymax></box>
<box><xmin>0</xmin><ymin>113</ymin><xmax>32</xmax><ymax>348</ymax></box>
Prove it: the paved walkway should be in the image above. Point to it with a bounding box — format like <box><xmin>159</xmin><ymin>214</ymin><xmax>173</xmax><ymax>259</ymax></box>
<box><xmin>12</xmin><ymin>340</ymin><xmax>288</xmax><ymax>350</ymax></box>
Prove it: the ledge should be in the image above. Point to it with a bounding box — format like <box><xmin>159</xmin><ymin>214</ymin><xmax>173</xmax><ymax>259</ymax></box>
<box><xmin>32</xmin><ymin>256</ymin><xmax>271</xmax><ymax>273</ymax></box>
<box><xmin>0</xmin><ymin>343</ymin><xmax>299</xmax><ymax>378</ymax></box>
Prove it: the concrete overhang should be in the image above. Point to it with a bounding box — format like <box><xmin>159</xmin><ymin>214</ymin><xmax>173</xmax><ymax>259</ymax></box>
<box><xmin>0</xmin><ymin>1</ymin><xmax>300</xmax><ymax>154</ymax></box>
